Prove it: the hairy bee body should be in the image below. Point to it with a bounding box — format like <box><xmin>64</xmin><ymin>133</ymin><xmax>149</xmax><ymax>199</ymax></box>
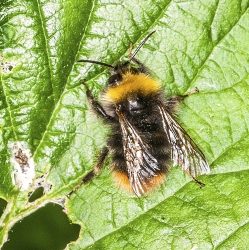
<box><xmin>103</xmin><ymin>72</ymin><xmax>172</xmax><ymax>194</ymax></box>
<box><xmin>67</xmin><ymin>31</ymin><xmax>210</xmax><ymax>198</ymax></box>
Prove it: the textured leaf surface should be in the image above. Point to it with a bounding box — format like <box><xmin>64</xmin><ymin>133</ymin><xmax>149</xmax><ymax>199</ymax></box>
<box><xmin>1</xmin><ymin>0</ymin><xmax>249</xmax><ymax>249</ymax></box>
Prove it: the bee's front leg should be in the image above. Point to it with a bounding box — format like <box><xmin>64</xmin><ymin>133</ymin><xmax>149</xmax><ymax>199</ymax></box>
<box><xmin>82</xmin><ymin>81</ymin><xmax>113</xmax><ymax>120</ymax></box>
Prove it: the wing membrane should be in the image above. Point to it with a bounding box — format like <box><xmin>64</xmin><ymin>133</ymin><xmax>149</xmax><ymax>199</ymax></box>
<box><xmin>158</xmin><ymin>102</ymin><xmax>210</xmax><ymax>177</ymax></box>
<box><xmin>116</xmin><ymin>107</ymin><xmax>160</xmax><ymax>196</ymax></box>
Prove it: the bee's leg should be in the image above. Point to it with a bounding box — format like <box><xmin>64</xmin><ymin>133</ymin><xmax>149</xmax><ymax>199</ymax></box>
<box><xmin>186</xmin><ymin>87</ymin><xmax>199</xmax><ymax>96</ymax></box>
<box><xmin>67</xmin><ymin>146</ymin><xmax>109</xmax><ymax>198</ymax></box>
<box><xmin>184</xmin><ymin>169</ymin><xmax>205</xmax><ymax>188</ymax></box>
<box><xmin>166</xmin><ymin>87</ymin><xmax>199</xmax><ymax>113</ymax></box>
<box><xmin>82</xmin><ymin>81</ymin><xmax>113</xmax><ymax>120</ymax></box>
<box><xmin>170</xmin><ymin>87</ymin><xmax>199</xmax><ymax>102</ymax></box>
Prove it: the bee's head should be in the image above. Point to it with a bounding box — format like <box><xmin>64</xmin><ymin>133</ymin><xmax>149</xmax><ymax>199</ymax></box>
<box><xmin>108</xmin><ymin>61</ymin><xmax>142</xmax><ymax>86</ymax></box>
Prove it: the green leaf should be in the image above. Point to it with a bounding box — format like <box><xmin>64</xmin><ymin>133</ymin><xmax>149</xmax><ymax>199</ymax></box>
<box><xmin>1</xmin><ymin>0</ymin><xmax>249</xmax><ymax>249</ymax></box>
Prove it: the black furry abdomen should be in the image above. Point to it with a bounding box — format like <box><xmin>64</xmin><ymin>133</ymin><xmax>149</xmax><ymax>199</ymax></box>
<box><xmin>106</xmin><ymin>95</ymin><xmax>172</xmax><ymax>176</ymax></box>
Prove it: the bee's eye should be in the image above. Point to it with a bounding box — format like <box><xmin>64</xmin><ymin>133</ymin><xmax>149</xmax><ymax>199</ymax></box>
<box><xmin>108</xmin><ymin>74</ymin><xmax>122</xmax><ymax>85</ymax></box>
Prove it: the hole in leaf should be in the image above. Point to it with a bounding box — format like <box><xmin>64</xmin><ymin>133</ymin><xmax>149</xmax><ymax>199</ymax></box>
<box><xmin>28</xmin><ymin>187</ymin><xmax>44</xmax><ymax>202</ymax></box>
<box><xmin>0</xmin><ymin>198</ymin><xmax>7</xmax><ymax>217</ymax></box>
<box><xmin>2</xmin><ymin>202</ymin><xmax>80</xmax><ymax>250</ymax></box>
<box><xmin>27</xmin><ymin>174</ymin><xmax>53</xmax><ymax>202</ymax></box>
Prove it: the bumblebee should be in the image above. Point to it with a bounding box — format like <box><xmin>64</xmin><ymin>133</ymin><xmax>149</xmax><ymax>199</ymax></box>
<box><xmin>68</xmin><ymin>31</ymin><xmax>210</xmax><ymax>197</ymax></box>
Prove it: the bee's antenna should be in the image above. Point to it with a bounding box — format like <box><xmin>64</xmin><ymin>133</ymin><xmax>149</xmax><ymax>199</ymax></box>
<box><xmin>77</xmin><ymin>31</ymin><xmax>156</xmax><ymax>68</ymax></box>
<box><xmin>77</xmin><ymin>59</ymin><xmax>114</xmax><ymax>69</ymax></box>
<box><xmin>129</xmin><ymin>30</ymin><xmax>156</xmax><ymax>62</ymax></box>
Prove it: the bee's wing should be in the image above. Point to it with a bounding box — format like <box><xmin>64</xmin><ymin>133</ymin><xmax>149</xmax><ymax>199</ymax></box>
<box><xmin>116</xmin><ymin>108</ymin><xmax>160</xmax><ymax>197</ymax></box>
<box><xmin>158</xmin><ymin>102</ymin><xmax>210</xmax><ymax>177</ymax></box>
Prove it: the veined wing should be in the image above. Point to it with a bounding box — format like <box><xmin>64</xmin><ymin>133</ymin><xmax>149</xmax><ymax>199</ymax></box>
<box><xmin>157</xmin><ymin>102</ymin><xmax>210</xmax><ymax>177</ymax></box>
<box><xmin>116</xmin><ymin>106</ymin><xmax>160</xmax><ymax>196</ymax></box>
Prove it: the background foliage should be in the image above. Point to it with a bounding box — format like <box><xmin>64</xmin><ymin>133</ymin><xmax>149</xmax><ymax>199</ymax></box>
<box><xmin>1</xmin><ymin>0</ymin><xmax>249</xmax><ymax>249</ymax></box>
